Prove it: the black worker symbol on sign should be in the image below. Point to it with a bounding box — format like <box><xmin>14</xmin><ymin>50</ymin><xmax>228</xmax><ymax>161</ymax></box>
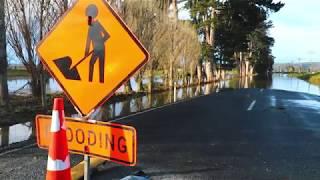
<box><xmin>53</xmin><ymin>4</ymin><xmax>110</xmax><ymax>83</ymax></box>
<box><xmin>86</xmin><ymin>4</ymin><xmax>110</xmax><ymax>83</ymax></box>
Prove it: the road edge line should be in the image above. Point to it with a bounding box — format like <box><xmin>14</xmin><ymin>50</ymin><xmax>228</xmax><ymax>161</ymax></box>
<box><xmin>0</xmin><ymin>143</ymin><xmax>36</xmax><ymax>157</ymax></box>
<box><xmin>110</xmin><ymin>93</ymin><xmax>209</xmax><ymax>123</ymax></box>
<box><xmin>71</xmin><ymin>91</ymin><xmax>213</xmax><ymax>179</ymax></box>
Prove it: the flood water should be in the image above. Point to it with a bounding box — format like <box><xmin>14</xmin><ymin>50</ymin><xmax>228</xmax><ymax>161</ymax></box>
<box><xmin>8</xmin><ymin>77</ymin><xmax>62</xmax><ymax>95</ymax></box>
<box><xmin>1</xmin><ymin>74</ymin><xmax>320</xmax><ymax>147</ymax></box>
<box><xmin>7</xmin><ymin>76</ymin><xmax>165</xmax><ymax>95</ymax></box>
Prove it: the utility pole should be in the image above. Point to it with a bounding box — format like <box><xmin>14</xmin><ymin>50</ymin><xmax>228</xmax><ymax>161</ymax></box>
<box><xmin>0</xmin><ymin>0</ymin><xmax>9</xmax><ymax>108</ymax></box>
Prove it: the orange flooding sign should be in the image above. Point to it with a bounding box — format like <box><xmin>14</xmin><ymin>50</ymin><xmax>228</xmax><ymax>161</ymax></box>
<box><xmin>36</xmin><ymin>115</ymin><xmax>137</xmax><ymax>166</ymax></box>
<box><xmin>36</xmin><ymin>0</ymin><xmax>149</xmax><ymax>116</ymax></box>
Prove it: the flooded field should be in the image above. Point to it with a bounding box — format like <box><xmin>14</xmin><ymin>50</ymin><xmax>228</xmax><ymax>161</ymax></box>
<box><xmin>1</xmin><ymin>74</ymin><xmax>320</xmax><ymax>147</ymax></box>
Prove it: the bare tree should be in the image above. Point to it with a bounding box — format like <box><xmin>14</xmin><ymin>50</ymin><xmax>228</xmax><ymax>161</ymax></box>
<box><xmin>0</xmin><ymin>0</ymin><xmax>8</xmax><ymax>107</ymax></box>
<box><xmin>5</xmin><ymin>0</ymin><xmax>65</xmax><ymax>98</ymax></box>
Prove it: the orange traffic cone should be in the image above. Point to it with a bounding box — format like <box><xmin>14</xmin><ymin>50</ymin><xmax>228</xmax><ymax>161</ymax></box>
<box><xmin>46</xmin><ymin>98</ymin><xmax>71</xmax><ymax>180</ymax></box>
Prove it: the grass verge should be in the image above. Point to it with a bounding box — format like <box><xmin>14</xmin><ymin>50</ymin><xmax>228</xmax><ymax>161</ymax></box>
<box><xmin>7</xmin><ymin>69</ymin><xmax>29</xmax><ymax>77</ymax></box>
<box><xmin>289</xmin><ymin>72</ymin><xmax>320</xmax><ymax>86</ymax></box>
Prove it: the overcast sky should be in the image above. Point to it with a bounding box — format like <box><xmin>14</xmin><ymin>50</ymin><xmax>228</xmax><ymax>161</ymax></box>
<box><xmin>179</xmin><ymin>1</ymin><xmax>320</xmax><ymax>63</ymax></box>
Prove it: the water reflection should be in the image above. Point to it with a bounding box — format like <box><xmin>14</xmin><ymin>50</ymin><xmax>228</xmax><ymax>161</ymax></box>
<box><xmin>271</xmin><ymin>74</ymin><xmax>320</xmax><ymax>96</ymax></box>
<box><xmin>2</xmin><ymin>74</ymin><xmax>320</xmax><ymax>147</ymax></box>
<box><xmin>8</xmin><ymin>76</ymin><xmax>177</xmax><ymax>95</ymax></box>
<box><xmin>94</xmin><ymin>74</ymin><xmax>320</xmax><ymax>121</ymax></box>
<box><xmin>8</xmin><ymin>77</ymin><xmax>61</xmax><ymax>95</ymax></box>
<box><xmin>0</xmin><ymin>122</ymin><xmax>34</xmax><ymax>147</ymax></box>
<box><xmin>93</xmin><ymin>82</ymin><xmax>220</xmax><ymax>121</ymax></box>
<box><xmin>0</xmin><ymin>127</ymin><xmax>9</xmax><ymax>147</ymax></box>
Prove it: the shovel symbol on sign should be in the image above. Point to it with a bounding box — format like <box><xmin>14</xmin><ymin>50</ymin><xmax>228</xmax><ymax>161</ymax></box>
<box><xmin>53</xmin><ymin>4</ymin><xmax>110</xmax><ymax>82</ymax></box>
<box><xmin>54</xmin><ymin>51</ymin><xmax>93</xmax><ymax>81</ymax></box>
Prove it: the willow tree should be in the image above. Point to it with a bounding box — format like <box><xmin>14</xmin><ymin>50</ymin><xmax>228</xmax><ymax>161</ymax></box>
<box><xmin>122</xmin><ymin>0</ymin><xmax>200</xmax><ymax>92</ymax></box>
<box><xmin>158</xmin><ymin>0</ymin><xmax>178</xmax><ymax>17</ymax></box>
<box><xmin>181</xmin><ymin>22</ymin><xmax>201</xmax><ymax>85</ymax></box>
<box><xmin>122</xmin><ymin>0</ymin><xmax>176</xmax><ymax>92</ymax></box>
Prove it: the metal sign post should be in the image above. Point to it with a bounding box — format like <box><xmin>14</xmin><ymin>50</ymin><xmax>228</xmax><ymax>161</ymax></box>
<box><xmin>79</xmin><ymin>112</ymin><xmax>91</xmax><ymax>180</ymax></box>
<box><xmin>84</xmin><ymin>154</ymin><xmax>91</xmax><ymax>180</ymax></box>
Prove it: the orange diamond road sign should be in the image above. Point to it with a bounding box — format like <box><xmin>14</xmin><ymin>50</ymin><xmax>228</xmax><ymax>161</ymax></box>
<box><xmin>37</xmin><ymin>0</ymin><xmax>149</xmax><ymax>116</ymax></box>
<box><xmin>36</xmin><ymin>115</ymin><xmax>137</xmax><ymax>166</ymax></box>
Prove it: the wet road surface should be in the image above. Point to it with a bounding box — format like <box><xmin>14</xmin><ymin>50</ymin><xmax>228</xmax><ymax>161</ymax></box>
<box><xmin>1</xmin><ymin>88</ymin><xmax>320</xmax><ymax>179</ymax></box>
<box><xmin>94</xmin><ymin>88</ymin><xmax>320</xmax><ymax>180</ymax></box>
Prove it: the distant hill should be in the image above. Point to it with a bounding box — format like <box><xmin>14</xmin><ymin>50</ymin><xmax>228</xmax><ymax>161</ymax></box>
<box><xmin>273</xmin><ymin>62</ymin><xmax>320</xmax><ymax>73</ymax></box>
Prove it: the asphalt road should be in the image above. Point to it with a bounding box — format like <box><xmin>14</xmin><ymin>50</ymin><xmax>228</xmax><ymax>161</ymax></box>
<box><xmin>93</xmin><ymin>89</ymin><xmax>320</xmax><ymax>180</ymax></box>
<box><xmin>1</xmin><ymin>88</ymin><xmax>320</xmax><ymax>179</ymax></box>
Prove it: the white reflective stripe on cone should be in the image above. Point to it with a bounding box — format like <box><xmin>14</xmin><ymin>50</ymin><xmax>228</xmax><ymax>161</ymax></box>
<box><xmin>47</xmin><ymin>155</ymin><xmax>70</xmax><ymax>171</ymax></box>
<box><xmin>51</xmin><ymin>110</ymin><xmax>60</xmax><ymax>133</ymax></box>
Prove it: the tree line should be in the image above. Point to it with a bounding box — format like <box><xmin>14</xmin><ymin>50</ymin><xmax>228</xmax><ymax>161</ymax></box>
<box><xmin>0</xmin><ymin>0</ymin><xmax>283</xmax><ymax>109</ymax></box>
<box><xmin>186</xmin><ymin>0</ymin><xmax>284</xmax><ymax>80</ymax></box>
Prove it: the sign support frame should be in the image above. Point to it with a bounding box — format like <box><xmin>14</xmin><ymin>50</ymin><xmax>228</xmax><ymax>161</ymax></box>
<box><xmin>84</xmin><ymin>154</ymin><xmax>91</xmax><ymax>180</ymax></box>
<box><xmin>78</xmin><ymin>111</ymin><xmax>91</xmax><ymax>180</ymax></box>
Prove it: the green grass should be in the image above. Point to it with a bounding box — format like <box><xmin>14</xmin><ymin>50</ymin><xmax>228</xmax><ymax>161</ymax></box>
<box><xmin>230</xmin><ymin>69</ymin><xmax>239</xmax><ymax>75</ymax></box>
<box><xmin>309</xmin><ymin>73</ymin><xmax>320</xmax><ymax>85</ymax></box>
<box><xmin>289</xmin><ymin>72</ymin><xmax>320</xmax><ymax>86</ymax></box>
<box><xmin>7</xmin><ymin>69</ymin><xmax>29</xmax><ymax>77</ymax></box>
